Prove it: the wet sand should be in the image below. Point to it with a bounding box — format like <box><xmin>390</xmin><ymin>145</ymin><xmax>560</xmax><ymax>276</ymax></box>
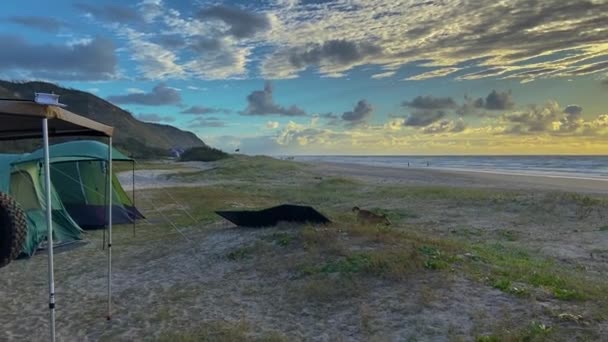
<box><xmin>311</xmin><ymin>162</ymin><xmax>608</xmax><ymax>194</ymax></box>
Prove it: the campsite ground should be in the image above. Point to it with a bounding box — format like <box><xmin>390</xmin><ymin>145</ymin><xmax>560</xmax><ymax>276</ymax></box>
<box><xmin>1</xmin><ymin>156</ymin><xmax>607</xmax><ymax>341</ymax></box>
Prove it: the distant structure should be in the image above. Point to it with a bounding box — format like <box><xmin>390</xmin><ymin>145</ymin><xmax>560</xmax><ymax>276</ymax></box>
<box><xmin>170</xmin><ymin>147</ymin><xmax>185</xmax><ymax>158</ymax></box>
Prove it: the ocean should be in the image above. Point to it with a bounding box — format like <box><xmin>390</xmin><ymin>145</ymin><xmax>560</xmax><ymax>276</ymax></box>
<box><xmin>293</xmin><ymin>155</ymin><xmax>608</xmax><ymax>180</ymax></box>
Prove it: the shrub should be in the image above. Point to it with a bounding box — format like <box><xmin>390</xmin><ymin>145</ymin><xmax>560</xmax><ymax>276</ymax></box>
<box><xmin>180</xmin><ymin>146</ymin><xmax>230</xmax><ymax>162</ymax></box>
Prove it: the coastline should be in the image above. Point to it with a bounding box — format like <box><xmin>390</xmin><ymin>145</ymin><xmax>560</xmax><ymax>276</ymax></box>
<box><xmin>308</xmin><ymin>161</ymin><xmax>608</xmax><ymax>194</ymax></box>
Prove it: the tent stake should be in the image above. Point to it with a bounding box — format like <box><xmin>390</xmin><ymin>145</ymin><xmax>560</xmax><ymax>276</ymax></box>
<box><xmin>107</xmin><ymin>137</ymin><xmax>113</xmax><ymax>320</ymax></box>
<box><xmin>43</xmin><ymin>119</ymin><xmax>56</xmax><ymax>342</ymax></box>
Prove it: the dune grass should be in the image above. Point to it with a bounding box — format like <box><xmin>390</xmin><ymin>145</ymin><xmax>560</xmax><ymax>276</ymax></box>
<box><xmin>131</xmin><ymin>156</ymin><xmax>608</xmax><ymax>340</ymax></box>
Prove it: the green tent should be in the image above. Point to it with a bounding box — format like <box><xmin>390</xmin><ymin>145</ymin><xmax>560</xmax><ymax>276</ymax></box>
<box><xmin>0</xmin><ymin>140</ymin><xmax>143</xmax><ymax>256</ymax></box>
<box><xmin>23</xmin><ymin>140</ymin><xmax>143</xmax><ymax>229</ymax></box>
<box><xmin>0</xmin><ymin>153</ymin><xmax>83</xmax><ymax>256</ymax></box>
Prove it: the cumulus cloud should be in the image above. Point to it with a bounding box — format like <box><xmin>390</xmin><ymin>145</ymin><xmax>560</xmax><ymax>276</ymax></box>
<box><xmin>403</xmin><ymin>96</ymin><xmax>456</xmax><ymax>109</ymax></box>
<box><xmin>74</xmin><ymin>3</ymin><xmax>140</xmax><ymax>23</ymax></box>
<box><xmin>197</xmin><ymin>5</ymin><xmax>271</xmax><ymax>38</ymax></box>
<box><xmin>404</xmin><ymin>110</ymin><xmax>447</xmax><ymax>127</ymax></box>
<box><xmin>7</xmin><ymin>16</ymin><xmax>65</xmax><ymax>32</ymax></box>
<box><xmin>242</xmin><ymin>82</ymin><xmax>306</xmax><ymax>116</ymax></box>
<box><xmin>180</xmin><ymin>106</ymin><xmax>230</xmax><ymax>115</ymax></box>
<box><xmin>500</xmin><ymin>101</ymin><xmax>561</xmax><ymax>134</ymax></box>
<box><xmin>276</xmin><ymin>121</ymin><xmax>340</xmax><ymax>147</ymax></box>
<box><xmin>560</xmin><ymin>105</ymin><xmax>583</xmax><ymax>132</ymax></box>
<box><xmin>136</xmin><ymin>113</ymin><xmax>176</xmax><ymax>123</ymax></box>
<box><xmin>475</xmin><ymin>90</ymin><xmax>514</xmax><ymax>110</ymax></box>
<box><xmin>0</xmin><ymin>35</ymin><xmax>117</xmax><ymax>80</ymax></box>
<box><xmin>107</xmin><ymin>83</ymin><xmax>181</xmax><ymax>105</ymax></box>
<box><xmin>421</xmin><ymin>119</ymin><xmax>466</xmax><ymax>134</ymax></box>
<box><xmin>341</xmin><ymin>100</ymin><xmax>373</xmax><ymax>125</ymax></box>
<box><xmin>266</xmin><ymin>121</ymin><xmax>280</xmax><ymax>129</ymax></box>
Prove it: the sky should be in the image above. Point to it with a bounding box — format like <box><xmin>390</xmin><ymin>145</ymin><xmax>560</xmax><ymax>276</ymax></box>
<box><xmin>1</xmin><ymin>0</ymin><xmax>608</xmax><ymax>155</ymax></box>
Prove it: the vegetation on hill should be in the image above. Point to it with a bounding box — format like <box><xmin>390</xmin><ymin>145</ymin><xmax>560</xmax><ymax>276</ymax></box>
<box><xmin>0</xmin><ymin>80</ymin><xmax>206</xmax><ymax>157</ymax></box>
<box><xmin>179</xmin><ymin>146</ymin><xmax>231</xmax><ymax>162</ymax></box>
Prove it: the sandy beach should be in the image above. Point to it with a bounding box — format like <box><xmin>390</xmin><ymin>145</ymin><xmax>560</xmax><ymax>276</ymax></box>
<box><xmin>1</xmin><ymin>157</ymin><xmax>607</xmax><ymax>341</ymax></box>
<box><xmin>311</xmin><ymin>162</ymin><xmax>608</xmax><ymax>194</ymax></box>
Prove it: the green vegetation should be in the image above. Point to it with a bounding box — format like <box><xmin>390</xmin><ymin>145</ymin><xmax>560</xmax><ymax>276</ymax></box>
<box><xmin>121</xmin><ymin>156</ymin><xmax>608</xmax><ymax>340</ymax></box>
<box><xmin>180</xmin><ymin>146</ymin><xmax>231</xmax><ymax>162</ymax></box>
<box><xmin>116</xmin><ymin>138</ymin><xmax>172</xmax><ymax>159</ymax></box>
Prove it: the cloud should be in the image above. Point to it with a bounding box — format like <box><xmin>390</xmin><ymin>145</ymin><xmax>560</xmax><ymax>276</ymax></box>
<box><xmin>121</xmin><ymin>28</ymin><xmax>185</xmax><ymax>80</ymax></box>
<box><xmin>405</xmin><ymin>67</ymin><xmax>459</xmax><ymax>81</ymax></box>
<box><xmin>242</xmin><ymin>82</ymin><xmax>306</xmax><ymax>116</ymax></box>
<box><xmin>371</xmin><ymin>71</ymin><xmax>397</xmax><ymax>79</ymax></box>
<box><xmin>421</xmin><ymin>119</ymin><xmax>466</xmax><ymax>134</ymax></box>
<box><xmin>7</xmin><ymin>16</ymin><xmax>65</xmax><ymax>32</ymax></box>
<box><xmin>276</xmin><ymin>121</ymin><xmax>341</xmax><ymax>147</ymax></box>
<box><xmin>187</xmin><ymin>86</ymin><xmax>205</xmax><ymax>91</ymax></box>
<box><xmin>266</xmin><ymin>121</ymin><xmax>280</xmax><ymax>129</ymax></box>
<box><xmin>185</xmin><ymin>36</ymin><xmax>250</xmax><ymax>79</ymax></box>
<box><xmin>136</xmin><ymin>113</ymin><xmax>176</xmax><ymax>123</ymax></box>
<box><xmin>107</xmin><ymin>83</ymin><xmax>181</xmax><ymax>105</ymax></box>
<box><xmin>341</xmin><ymin>100</ymin><xmax>373</xmax><ymax>125</ymax></box>
<box><xmin>0</xmin><ymin>35</ymin><xmax>117</xmax><ymax>80</ymax></box>
<box><xmin>477</xmin><ymin>90</ymin><xmax>514</xmax><ymax>110</ymax></box>
<box><xmin>190</xmin><ymin>117</ymin><xmax>226</xmax><ymax>128</ymax></box>
<box><xmin>74</xmin><ymin>3</ymin><xmax>140</xmax><ymax>23</ymax></box>
<box><xmin>197</xmin><ymin>5</ymin><xmax>271</xmax><ymax>38</ymax></box>
<box><xmin>127</xmin><ymin>88</ymin><xmax>145</xmax><ymax>94</ymax></box>
<box><xmin>560</xmin><ymin>104</ymin><xmax>583</xmax><ymax>132</ymax></box>
<box><xmin>154</xmin><ymin>34</ymin><xmax>186</xmax><ymax>49</ymax></box>
<box><xmin>403</xmin><ymin>96</ymin><xmax>456</xmax><ymax>109</ymax></box>
<box><xmin>180</xmin><ymin>106</ymin><xmax>230</xmax><ymax>115</ymax></box>
<box><xmin>500</xmin><ymin>101</ymin><xmax>561</xmax><ymax>134</ymax></box>
<box><xmin>288</xmin><ymin>40</ymin><xmax>381</xmax><ymax>69</ymax></box>
<box><xmin>263</xmin><ymin>0</ymin><xmax>608</xmax><ymax>80</ymax></box>
<box><xmin>404</xmin><ymin>110</ymin><xmax>447</xmax><ymax>127</ymax></box>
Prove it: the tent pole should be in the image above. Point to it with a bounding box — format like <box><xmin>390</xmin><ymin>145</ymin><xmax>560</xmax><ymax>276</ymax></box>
<box><xmin>132</xmin><ymin>161</ymin><xmax>135</xmax><ymax>237</ymax></box>
<box><xmin>107</xmin><ymin>137</ymin><xmax>113</xmax><ymax>320</ymax></box>
<box><xmin>43</xmin><ymin>119</ymin><xmax>56</xmax><ymax>342</ymax></box>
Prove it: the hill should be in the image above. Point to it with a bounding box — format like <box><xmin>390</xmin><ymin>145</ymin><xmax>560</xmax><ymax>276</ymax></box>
<box><xmin>0</xmin><ymin>80</ymin><xmax>206</xmax><ymax>158</ymax></box>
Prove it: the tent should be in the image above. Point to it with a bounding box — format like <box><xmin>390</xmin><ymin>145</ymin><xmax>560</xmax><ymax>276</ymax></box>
<box><xmin>0</xmin><ymin>97</ymin><xmax>115</xmax><ymax>340</ymax></box>
<box><xmin>0</xmin><ymin>153</ymin><xmax>83</xmax><ymax>256</ymax></box>
<box><xmin>24</xmin><ymin>140</ymin><xmax>143</xmax><ymax>228</ymax></box>
<box><xmin>0</xmin><ymin>140</ymin><xmax>143</xmax><ymax>255</ymax></box>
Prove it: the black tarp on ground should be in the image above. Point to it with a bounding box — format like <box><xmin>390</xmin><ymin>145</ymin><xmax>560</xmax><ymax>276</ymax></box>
<box><xmin>216</xmin><ymin>204</ymin><xmax>331</xmax><ymax>227</ymax></box>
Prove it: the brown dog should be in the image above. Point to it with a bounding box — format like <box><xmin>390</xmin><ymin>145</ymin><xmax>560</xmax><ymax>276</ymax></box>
<box><xmin>352</xmin><ymin>206</ymin><xmax>391</xmax><ymax>225</ymax></box>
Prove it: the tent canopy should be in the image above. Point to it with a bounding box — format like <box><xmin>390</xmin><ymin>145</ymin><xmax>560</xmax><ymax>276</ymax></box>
<box><xmin>18</xmin><ymin>140</ymin><xmax>132</xmax><ymax>164</ymax></box>
<box><xmin>0</xmin><ymin>99</ymin><xmax>113</xmax><ymax>140</ymax></box>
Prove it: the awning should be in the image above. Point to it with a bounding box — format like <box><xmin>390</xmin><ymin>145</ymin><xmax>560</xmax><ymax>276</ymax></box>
<box><xmin>0</xmin><ymin>99</ymin><xmax>113</xmax><ymax>140</ymax></box>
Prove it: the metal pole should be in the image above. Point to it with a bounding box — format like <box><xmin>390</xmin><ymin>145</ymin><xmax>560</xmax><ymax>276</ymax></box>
<box><xmin>132</xmin><ymin>161</ymin><xmax>135</xmax><ymax>237</ymax></box>
<box><xmin>43</xmin><ymin>119</ymin><xmax>56</xmax><ymax>342</ymax></box>
<box><xmin>107</xmin><ymin>137</ymin><xmax>113</xmax><ymax>320</ymax></box>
